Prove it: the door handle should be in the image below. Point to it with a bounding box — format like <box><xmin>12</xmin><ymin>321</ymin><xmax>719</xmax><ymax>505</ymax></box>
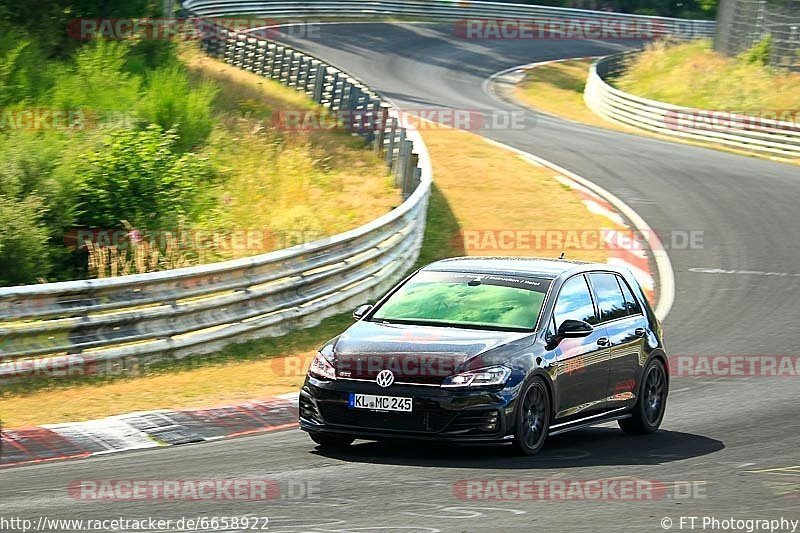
<box><xmin>597</xmin><ymin>337</ymin><xmax>610</xmax><ymax>347</ymax></box>
<box><xmin>634</xmin><ymin>328</ymin><xmax>646</xmax><ymax>337</ymax></box>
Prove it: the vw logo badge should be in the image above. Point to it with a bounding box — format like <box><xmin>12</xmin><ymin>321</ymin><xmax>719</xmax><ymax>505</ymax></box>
<box><xmin>376</xmin><ymin>369</ymin><xmax>395</xmax><ymax>388</ymax></box>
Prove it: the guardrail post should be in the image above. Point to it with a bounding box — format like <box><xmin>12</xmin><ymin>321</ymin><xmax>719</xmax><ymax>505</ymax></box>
<box><xmin>254</xmin><ymin>41</ymin><xmax>268</xmax><ymax>75</ymax></box>
<box><xmin>403</xmin><ymin>153</ymin><xmax>419</xmax><ymax>199</ymax></box>
<box><xmin>244</xmin><ymin>38</ymin><xmax>256</xmax><ymax>71</ymax></box>
<box><xmin>327</xmin><ymin>71</ymin><xmax>341</xmax><ymax>110</ymax></box>
<box><xmin>342</xmin><ymin>83</ymin><xmax>355</xmax><ymax>130</ymax></box>
<box><xmin>281</xmin><ymin>48</ymin><xmax>291</xmax><ymax>83</ymax></box>
<box><xmin>361</xmin><ymin>98</ymin><xmax>379</xmax><ymax>143</ymax></box>
<box><xmin>374</xmin><ymin>105</ymin><xmax>390</xmax><ymax>154</ymax></box>
<box><xmin>349</xmin><ymin>86</ymin><xmax>364</xmax><ymax>134</ymax></box>
<box><xmin>234</xmin><ymin>36</ymin><xmax>246</xmax><ymax>68</ymax></box>
<box><xmin>270</xmin><ymin>45</ymin><xmax>283</xmax><ymax>79</ymax></box>
<box><xmin>394</xmin><ymin>137</ymin><xmax>411</xmax><ymax>187</ymax></box>
<box><xmin>296</xmin><ymin>56</ymin><xmax>311</xmax><ymax>92</ymax></box>
<box><xmin>384</xmin><ymin>118</ymin><xmax>399</xmax><ymax>166</ymax></box>
<box><xmin>263</xmin><ymin>43</ymin><xmax>275</xmax><ymax>77</ymax></box>
<box><xmin>288</xmin><ymin>51</ymin><xmax>300</xmax><ymax>88</ymax></box>
<box><xmin>312</xmin><ymin>64</ymin><xmax>327</xmax><ymax>103</ymax></box>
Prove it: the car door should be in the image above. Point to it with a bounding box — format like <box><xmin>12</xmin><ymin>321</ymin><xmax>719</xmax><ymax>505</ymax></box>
<box><xmin>587</xmin><ymin>272</ymin><xmax>647</xmax><ymax>408</ymax></box>
<box><xmin>549</xmin><ymin>274</ymin><xmax>611</xmax><ymax>419</ymax></box>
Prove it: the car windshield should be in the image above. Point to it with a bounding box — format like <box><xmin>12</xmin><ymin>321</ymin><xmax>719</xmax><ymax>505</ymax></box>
<box><xmin>371</xmin><ymin>271</ymin><xmax>550</xmax><ymax>331</ymax></box>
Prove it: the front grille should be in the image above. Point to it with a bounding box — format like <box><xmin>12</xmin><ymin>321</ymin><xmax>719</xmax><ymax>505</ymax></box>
<box><xmin>318</xmin><ymin>403</ymin><xmax>456</xmax><ymax>433</ymax></box>
<box><xmin>317</xmin><ymin>403</ymin><xmax>501</xmax><ymax>436</ymax></box>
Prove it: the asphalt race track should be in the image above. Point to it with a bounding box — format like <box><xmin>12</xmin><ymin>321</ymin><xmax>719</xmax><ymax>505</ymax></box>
<box><xmin>2</xmin><ymin>23</ymin><xmax>799</xmax><ymax>532</ymax></box>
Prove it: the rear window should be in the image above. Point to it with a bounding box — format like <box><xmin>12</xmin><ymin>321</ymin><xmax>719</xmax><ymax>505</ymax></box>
<box><xmin>371</xmin><ymin>271</ymin><xmax>551</xmax><ymax>331</ymax></box>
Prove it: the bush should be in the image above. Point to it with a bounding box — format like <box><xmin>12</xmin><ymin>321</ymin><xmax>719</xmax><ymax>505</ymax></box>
<box><xmin>137</xmin><ymin>64</ymin><xmax>218</xmax><ymax>152</ymax></box>
<box><xmin>51</xmin><ymin>39</ymin><xmax>141</xmax><ymax>114</ymax></box>
<box><xmin>0</xmin><ymin>131</ymin><xmax>79</xmax><ymax>283</ymax></box>
<box><xmin>74</xmin><ymin>125</ymin><xmax>216</xmax><ymax>232</ymax></box>
<box><xmin>740</xmin><ymin>34</ymin><xmax>772</xmax><ymax>66</ymax></box>
<box><xmin>125</xmin><ymin>39</ymin><xmax>179</xmax><ymax>75</ymax></box>
<box><xmin>0</xmin><ymin>195</ymin><xmax>51</xmax><ymax>285</ymax></box>
<box><xmin>0</xmin><ymin>36</ymin><xmax>54</xmax><ymax>106</ymax></box>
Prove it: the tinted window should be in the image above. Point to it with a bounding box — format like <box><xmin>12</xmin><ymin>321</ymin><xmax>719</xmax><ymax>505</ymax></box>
<box><xmin>618</xmin><ymin>276</ymin><xmax>643</xmax><ymax>316</ymax></box>
<box><xmin>554</xmin><ymin>275</ymin><xmax>597</xmax><ymax>326</ymax></box>
<box><xmin>589</xmin><ymin>273</ymin><xmax>629</xmax><ymax>322</ymax></box>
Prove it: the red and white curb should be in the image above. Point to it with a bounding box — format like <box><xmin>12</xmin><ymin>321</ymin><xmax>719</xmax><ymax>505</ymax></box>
<box><xmin>0</xmin><ymin>393</ymin><xmax>300</xmax><ymax>468</ymax></box>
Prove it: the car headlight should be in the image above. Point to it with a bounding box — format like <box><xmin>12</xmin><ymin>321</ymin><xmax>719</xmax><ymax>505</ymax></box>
<box><xmin>308</xmin><ymin>352</ymin><xmax>336</xmax><ymax>380</ymax></box>
<box><xmin>441</xmin><ymin>365</ymin><xmax>511</xmax><ymax>387</ymax></box>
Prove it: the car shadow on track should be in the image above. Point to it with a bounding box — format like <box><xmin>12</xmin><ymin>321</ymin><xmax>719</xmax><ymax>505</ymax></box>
<box><xmin>310</xmin><ymin>427</ymin><xmax>724</xmax><ymax>469</ymax></box>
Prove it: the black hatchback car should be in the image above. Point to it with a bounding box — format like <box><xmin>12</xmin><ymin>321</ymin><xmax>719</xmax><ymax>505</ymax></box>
<box><xmin>299</xmin><ymin>257</ymin><xmax>668</xmax><ymax>455</ymax></box>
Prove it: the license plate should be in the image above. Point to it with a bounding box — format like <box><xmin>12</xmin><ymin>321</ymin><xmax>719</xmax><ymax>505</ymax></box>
<box><xmin>349</xmin><ymin>393</ymin><xmax>413</xmax><ymax>412</ymax></box>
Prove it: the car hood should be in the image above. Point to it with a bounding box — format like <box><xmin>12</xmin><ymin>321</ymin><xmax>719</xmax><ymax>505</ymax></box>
<box><xmin>331</xmin><ymin>320</ymin><xmax>532</xmax><ymax>383</ymax></box>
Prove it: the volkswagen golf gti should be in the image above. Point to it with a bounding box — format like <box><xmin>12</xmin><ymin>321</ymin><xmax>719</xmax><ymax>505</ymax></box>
<box><xmin>299</xmin><ymin>257</ymin><xmax>669</xmax><ymax>455</ymax></box>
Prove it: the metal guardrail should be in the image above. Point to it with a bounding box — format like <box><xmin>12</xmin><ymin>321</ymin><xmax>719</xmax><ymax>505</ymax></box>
<box><xmin>0</xmin><ymin>22</ymin><xmax>432</xmax><ymax>382</ymax></box>
<box><xmin>183</xmin><ymin>0</ymin><xmax>716</xmax><ymax>39</ymax></box>
<box><xmin>584</xmin><ymin>53</ymin><xmax>800</xmax><ymax>158</ymax></box>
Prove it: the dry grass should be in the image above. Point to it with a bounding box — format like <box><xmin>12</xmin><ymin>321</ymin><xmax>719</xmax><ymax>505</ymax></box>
<box><xmin>514</xmin><ymin>55</ymin><xmax>800</xmax><ymax>164</ymax></box>
<box><xmin>417</xmin><ymin>122</ymin><xmax>611</xmax><ymax>263</ymax></box>
<box><xmin>515</xmin><ymin>59</ymin><xmax>613</xmax><ymax>129</ymax></box>
<box><xmin>0</xmin><ymin>122</ymin><xmax>611</xmax><ymax>427</ymax></box>
<box><xmin>616</xmin><ymin>40</ymin><xmax>800</xmax><ymax>110</ymax></box>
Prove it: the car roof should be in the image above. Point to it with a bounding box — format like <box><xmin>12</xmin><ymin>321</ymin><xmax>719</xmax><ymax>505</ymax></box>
<box><xmin>422</xmin><ymin>256</ymin><xmax>623</xmax><ymax>280</ymax></box>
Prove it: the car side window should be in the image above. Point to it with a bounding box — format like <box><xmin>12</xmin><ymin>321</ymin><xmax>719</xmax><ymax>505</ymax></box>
<box><xmin>554</xmin><ymin>275</ymin><xmax>598</xmax><ymax>326</ymax></box>
<box><xmin>588</xmin><ymin>273</ymin><xmax>628</xmax><ymax>323</ymax></box>
<box><xmin>617</xmin><ymin>276</ymin><xmax>643</xmax><ymax>316</ymax></box>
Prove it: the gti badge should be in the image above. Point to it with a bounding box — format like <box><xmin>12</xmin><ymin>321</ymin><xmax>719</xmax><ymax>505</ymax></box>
<box><xmin>376</xmin><ymin>369</ymin><xmax>395</xmax><ymax>388</ymax></box>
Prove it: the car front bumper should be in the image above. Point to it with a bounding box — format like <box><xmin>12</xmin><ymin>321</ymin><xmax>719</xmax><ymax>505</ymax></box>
<box><xmin>299</xmin><ymin>376</ymin><xmax>519</xmax><ymax>442</ymax></box>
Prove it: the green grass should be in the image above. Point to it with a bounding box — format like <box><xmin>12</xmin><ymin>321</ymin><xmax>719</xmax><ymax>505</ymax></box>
<box><xmin>414</xmin><ymin>184</ymin><xmax>463</xmax><ymax>268</ymax></box>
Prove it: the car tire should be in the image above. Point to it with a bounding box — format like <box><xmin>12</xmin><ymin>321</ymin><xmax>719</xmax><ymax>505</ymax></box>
<box><xmin>309</xmin><ymin>433</ymin><xmax>355</xmax><ymax>449</ymax></box>
<box><xmin>513</xmin><ymin>376</ymin><xmax>551</xmax><ymax>456</ymax></box>
<box><xmin>619</xmin><ymin>358</ymin><xmax>668</xmax><ymax>435</ymax></box>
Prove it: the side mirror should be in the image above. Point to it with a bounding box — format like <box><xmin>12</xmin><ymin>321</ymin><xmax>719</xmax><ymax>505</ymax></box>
<box><xmin>546</xmin><ymin>319</ymin><xmax>594</xmax><ymax>350</ymax></box>
<box><xmin>557</xmin><ymin>319</ymin><xmax>594</xmax><ymax>339</ymax></box>
<box><xmin>353</xmin><ymin>304</ymin><xmax>373</xmax><ymax>320</ymax></box>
